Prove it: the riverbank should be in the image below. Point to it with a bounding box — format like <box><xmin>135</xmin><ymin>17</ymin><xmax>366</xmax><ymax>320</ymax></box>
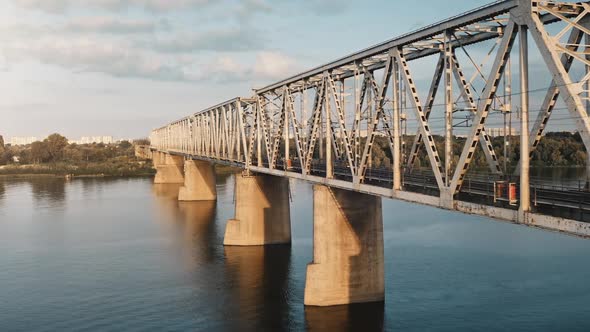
<box><xmin>0</xmin><ymin>159</ymin><xmax>156</xmax><ymax>177</ymax></box>
<box><xmin>0</xmin><ymin>161</ymin><xmax>240</xmax><ymax>178</ymax></box>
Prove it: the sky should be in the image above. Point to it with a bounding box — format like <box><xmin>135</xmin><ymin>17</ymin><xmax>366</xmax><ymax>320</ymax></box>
<box><xmin>0</xmin><ymin>0</ymin><xmax>551</xmax><ymax>140</ymax></box>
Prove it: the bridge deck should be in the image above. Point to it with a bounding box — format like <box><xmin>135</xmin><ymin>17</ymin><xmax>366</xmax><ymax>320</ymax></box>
<box><xmin>161</xmin><ymin>148</ymin><xmax>590</xmax><ymax>230</ymax></box>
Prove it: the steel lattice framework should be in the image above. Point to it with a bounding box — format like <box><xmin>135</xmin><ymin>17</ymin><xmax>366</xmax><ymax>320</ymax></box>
<box><xmin>150</xmin><ymin>0</ymin><xmax>590</xmax><ymax>217</ymax></box>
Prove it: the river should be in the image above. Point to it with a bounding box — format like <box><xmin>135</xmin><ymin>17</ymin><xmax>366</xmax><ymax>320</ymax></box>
<box><xmin>1</xmin><ymin>174</ymin><xmax>590</xmax><ymax>331</ymax></box>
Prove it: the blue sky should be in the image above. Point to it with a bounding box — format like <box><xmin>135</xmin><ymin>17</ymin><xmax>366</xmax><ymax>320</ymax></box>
<box><xmin>0</xmin><ymin>0</ymin><xmax>538</xmax><ymax>140</ymax></box>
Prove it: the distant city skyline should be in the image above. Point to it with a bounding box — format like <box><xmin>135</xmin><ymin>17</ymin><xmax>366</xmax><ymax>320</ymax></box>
<box><xmin>69</xmin><ymin>136</ymin><xmax>114</xmax><ymax>145</ymax></box>
<box><xmin>9</xmin><ymin>136</ymin><xmax>38</xmax><ymax>146</ymax></box>
<box><xmin>7</xmin><ymin>134</ymin><xmax>135</xmax><ymax>145</ymax></box>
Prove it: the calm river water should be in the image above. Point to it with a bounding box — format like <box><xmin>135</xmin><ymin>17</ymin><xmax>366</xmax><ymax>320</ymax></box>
<box><xmin>1</xmin><ymin>174</ymin><xmax>590</xmax><ymax>331</ymax></box>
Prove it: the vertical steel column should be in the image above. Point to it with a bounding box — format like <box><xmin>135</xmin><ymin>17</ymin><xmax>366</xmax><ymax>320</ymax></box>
<box><xmin>319</xmin><ymin>86</ymin><xmax>324</xmax><ymax>162</ymax></box>
<box><xmin>504</xmin><ymin>57</ymin><xmax>511</xmax><ymax>173</ymax></box>
<box><xmin>236</xmin><ymin>102</ymin><xmax>242</xmax><ymax>162</ymax></box>
<box><xmin>367</xmin><ymin>75</ymin><xmax>373</xmax><ymax>170</ymax></box>
<box><xmin>257</xmin><ymin>98</ymin><xmax>263</xmax><ymax>167</ymax></box>
<box><xmin>392</xmin><ymin>57</ymin><xmax>401</xmax><ymax>191</ymax></box>
<box><xmin>285</xmin><ymin>89</ymin><xmax>290</xmax><ymax>167</ymax></box>
<box><xmin>354</xmin><ymin>68</ymin><xmax>362</xmax><ymax>168</ymax></box>
<box><xmin>519</xmin><ymin>25</ymin><xmax>530</xmax><ymax>213</ymax></box>
<box><xmin>586</xmin><ymin>32</ymin><xmax>590</xmax><ymax>182</ymax></box>
<box><xmin>325</xmin><ymin>75</ymin><xmax>334</xmax><ymax>178</ymax></box>
<box><xmin>444</xmin><ymin>30</ymin><xmax>454</xmax><ymax>186</ymax></box>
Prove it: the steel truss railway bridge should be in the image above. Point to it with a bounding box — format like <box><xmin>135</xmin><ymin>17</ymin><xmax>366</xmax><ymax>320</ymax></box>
<box><xmin>144</xmin><ymin>0</ymin><xmax>590</xmax><ymax>306</ymax></box>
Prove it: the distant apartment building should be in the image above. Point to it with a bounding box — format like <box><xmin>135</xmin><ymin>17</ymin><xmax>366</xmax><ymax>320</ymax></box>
<box><xmin>485</xmin><ymin>127</ymin><xmax>518</xmax><ymax>137</ymax></box>
<box><xmin>10</xmin><ymin>136</ymin><xmax>38</xmax><ymax>145</ymax></box>
<box><xmin>79</xmin><ymin>136</ymin><xmax>114</xmax><ymax>144</ymax></box>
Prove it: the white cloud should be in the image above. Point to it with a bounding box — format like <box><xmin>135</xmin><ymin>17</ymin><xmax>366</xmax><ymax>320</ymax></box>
<box><xmin>0</xmin><ymin>17</ymin><xmax>164</xmax><ymax>38</ymax></box>
<box><xmin>64</xmin><ymin>17</ymin><xmax>162</xmax><ymax>34</ymax></box>
<box><xmin>2</xmin><ymin>0</ymin><xmax>300</xmax><ymax>83</ymax></box>
<box><xmin>12</xmin><ymin>0</ymin><xmax>212</xmax><ymax>13</ymax></box>
<box><xmin>1</xmin><ymin>23</ymin><xmax>299</xmax><ymax>84</ymax></box>
<box><xmin>152</xmin><ymin>27</ymin><xmax>263</xmax><ymax>53</ymax></box>
<box><xmin>196</xmin><ymin>51</ymin><xmax>300</xmax><ymax>83</ymax></box>
<box><xmin>2</xmin><ymin>36</ymin><xmax>187</xmax><ymax>81</ymax></box>
<box><xmin>236</xmin><ymin>0</ymin><xmax>272</xmax><ymax>21</ymax></box>
<box><xmin>253</xmin><ymin>51</ymin><xmax>297</xmax><ymax>80</ymax></box>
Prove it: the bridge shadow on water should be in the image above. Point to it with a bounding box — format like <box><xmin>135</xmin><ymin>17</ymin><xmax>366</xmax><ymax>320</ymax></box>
<box><xmin>223</xmin><ymin>245</ymin><xmax>293</xmax><ymax>331</ymax></box>
<box><xmin>305</xmin><ymin>302</ymin><xmax>385</xmax><ymax>332</ymax></box>
<box><xmin>152</xmin><ymin>183</ymin><xmax>221</xmax><ymax>265</ymax></box>
<box><xmin>176</xmin><ymin>201</ymin><xmax>219</xmax><ymax>264</ymax></box>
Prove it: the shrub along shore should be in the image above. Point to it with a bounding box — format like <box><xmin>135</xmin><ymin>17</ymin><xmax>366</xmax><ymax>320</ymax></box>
<box><xmin>0</xmin><ymin>133</ymin><xmax>155</xmax><ymax>177</ymax></box>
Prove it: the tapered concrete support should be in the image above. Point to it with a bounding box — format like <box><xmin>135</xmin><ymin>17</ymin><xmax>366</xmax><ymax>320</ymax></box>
<box><xmin>223</xmin><ymin>174</ymin><xmax>291</xmax><ymax>246</ymax></box>
<box><xmin>152</xmin><ymin>151</ymin><xmax>163</xmax><ymax>167</ymax></box>
<box><xmin>178</xmin><ymin>160</ymin><xmax>217</xmax><ymax>201</ymax></box>
<box><xmin>154</xmin><ymin>153</ymin><xmax>184</xmax><ymax>184</ymax></box>
<box><xmin>304</xmin><ymin>185</ymin><xmax>384</xmax><ymax>307</ymax></box>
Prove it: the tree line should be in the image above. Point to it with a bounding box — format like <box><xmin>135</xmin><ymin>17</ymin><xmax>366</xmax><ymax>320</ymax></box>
<box><xmin>1</xmin><ymin>131</ymin><xmax>584</xmax><ymax>174</ymax></box>
<box><xmin>367</xmin><ymin>131</ymin><xmax>587</xmax><ymax>171</ymax></box>
<box><xmin>0</xmin><ymin>133</ymin><xmax>153</xmax><ymax>176</ymax></box>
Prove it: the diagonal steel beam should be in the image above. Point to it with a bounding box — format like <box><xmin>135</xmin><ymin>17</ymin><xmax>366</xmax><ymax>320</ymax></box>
<box><xmin>395</xmin><ymin>49</ymin><xmax>445</xmax><ymax>189</ymax></box>
<box><xmin>406</xmin><ymin>53</ymin><xmax>445</xmax><ymax>173</ymax></box>
<box><xmin>258</xmin><ymin>96</ymin><xmax>274</xmax><ymax>167</ymax></box>
<box><xmin>357</xmin><ymin>58</ymin><xmax>393</xmax><ymax>181</ymax></box>
<box><xmin>527</xmin><ymin>8</ymin><xmax>590</xmax><ymax>172</ymax></box>
<box><xmin>364</xmin><ymin>67</ymin><xmax>398</xmax><ymax>174</ymax></box>
<box><xmin>286</xmin><ymin>89</ymin><xmax>306</xmax><ymax>171</ymax></box>
<box><xmin>452</xmin><ymin>52</ymin><xmax>503</xmax><ymax>175</ymax></box>
<box><xmin>304</xmin><ymin>81</ymin><xmax>326</xmax><ymax>175</ymax></box>
<box><xmin>237</xmin><ymin>101</ymin><xmax>250</xmax><ymax>167</ymax></box>
<box><xmin>270</xmin><ymin>88</ymin><xmax>287</xmax><ymax>169</ymax></box>
<box><xmin>514</xmin><ymin>24</ymin><xmax>582</xmax><ymax>174</ymax></box>
<box><xmin>450</xmin><ymin>20</ymin><xmax>517</xmax><ymax>194</ymax></box>
<box><xmin>327</xmin><ymin>75</ymin><xmax>357</xmax><ymax>176</ymax></box>
<box><xmin>349</xmin><ymin>70</ymin><xmax>368</xmax><ymax>145</ymax></box>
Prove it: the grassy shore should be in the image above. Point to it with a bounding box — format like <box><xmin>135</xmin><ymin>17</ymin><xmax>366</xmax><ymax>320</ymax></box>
<box><xmin>0</xmin><ymin>158</ymin><xmax>156</xmax><ymax>177</ymax></box>
<box><xmin>0</xmin><ymin>160</ymin><xmax>243</xmax><ymax>178</ymax></box>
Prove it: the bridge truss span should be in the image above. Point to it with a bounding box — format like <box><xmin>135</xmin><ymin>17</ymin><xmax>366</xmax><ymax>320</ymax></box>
<box><xmin>150</xmin><ymin>0</ymin><xmax>590</xmax><ymax>238</ymax></box>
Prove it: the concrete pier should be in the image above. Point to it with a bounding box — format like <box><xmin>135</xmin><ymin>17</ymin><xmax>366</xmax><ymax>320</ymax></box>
<box><xmin>304</xmin><ymin>185</ymin><xmax>384</xmax><ymax>306</ymax></box>
<box><xmin>154</xmin><ymin>153</ymin><xmax>184</xmax><ymax>184</ymax></box>
<box><xmin>224</xmin><ymin>174</ymin><xmax>291</xmax><ymax>246</ymax></box>
<box><xmin>151</xmin><ymin>151</ymin><xmax>164</xmax><ymax>167</ymax></box>
<box><xmin>178</xmin><ymin>160</ymin><xmax>217</xmax><ymax>201</ymax></box>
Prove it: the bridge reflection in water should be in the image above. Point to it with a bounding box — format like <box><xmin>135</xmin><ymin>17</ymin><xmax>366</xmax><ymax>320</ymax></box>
<box><xmin>224</xmin><ymin>246</ymin><xmax>292</xmax><ymax>331</ymax></box>
<box><xmin>305</xmin><ymin>302</ymin><xmax>385</xmax><ymax>332</ymax></box>
<box><xmin>152</xmin><ymin>181</ymin><xmax>296</xmax><ymax>330</ymax></box>
<box><xmin>151</xmin><ymin>180</ymin><xmax>387</xmax><ymax>330</ymax></box>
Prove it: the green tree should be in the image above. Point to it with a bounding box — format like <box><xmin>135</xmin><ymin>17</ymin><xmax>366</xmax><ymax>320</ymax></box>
<box><xmin>119</xmin><ymin>140</ymin><xmax>132</xmax><ymax>149</ymax></box>
<box><xmin>30</xmin><ymin>141</ymin><xmax>49</xmax><ymax>164</ymax></box>
<box><xmin>133</xmin><ymin>138</ymin><xmax>150</xmax><ymax>146</ymax></box>
<box><xmin>64</xmin><ymin>145</ymin><xmax>83</xmax><ymax>162</ymax></box>
<box><xmin>0</xmin><ymin>148</ymin><xmax>14</xmax><ymax>165</ymax></box>
<box><xmin>44</xmin><ymin>133</ymin><xmax>68</xmax><ymax>162</ymax></box>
